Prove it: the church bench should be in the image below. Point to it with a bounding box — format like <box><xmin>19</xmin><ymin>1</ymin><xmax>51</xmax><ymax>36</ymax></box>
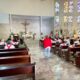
<box><xmin>0</xmin><ymin>50</ymin><xmax>28</xmax><ymax>57</ymax></box>
<box><xmin>0</xmin><ymin>48</ymin><xmax>28</xmax><ymax>52</ymax></box>
<box><xmin>69</xmin><ymin>47</ymin><xmax>80</xmax><ymax>53</ymax></box>
<box><xmin>55</xmin><ymin>43</ymin><xmax>60</xmax><ymax>56</ymax></box>
<box><xmin>60</xmin><ymin>45</ymin><xmax>69</xmax><ymax>61</ymax></box>
<box><xmin>0</xmin><ymin>55</ymin><xmax>31</xmax><ymax>64</ymax></box>
<box><xmin>75</xmin><ymin>56</ymin><xmax>80</xmax><ymax>68</ymax></box>
<box><xmin>69</xmin><ymin>47</ymin><xmax>80</xmax><ymax>64</ymax></box>
<box><xmin>75</xmin><ymin>55</ymin><xmax>80</xmax><ymax>68</ymax></box>
<box><xmin>0</xmin><ymin>63</ymin><xmax>35</xmax><ymax>80</ymax></box>
<box><xmin>51</xmin><ymin>43</ymin><xmax>56</xmax><ymax>54</ymax></box>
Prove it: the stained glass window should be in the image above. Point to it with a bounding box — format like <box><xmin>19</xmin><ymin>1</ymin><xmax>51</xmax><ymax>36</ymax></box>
<box><xmin>68</xmin><ymin>16</ymin><xmax>73</xmax><ymax>22</ymax></box>
<box><xmin>64</xmin><ymin>1</ymin><xmax>68</xmax><ymax>13</ymax></box>
<box><xmin>55</xmin><ymin>2</ymin><xmax>59</xmax><ymax>12</ymax></box>
<box><xmin>55</xmin><ymin>16</ymin><xmax>59</xmax><ymax>22</ymax></box>
<box><xmin>69</xmin><ymin>0</ymin><xmax>74</xmax><ymax>13</ymax></box>
<box><xmin>77</xmin><ymin>0</ymin><xmax>80</xmax><ymax>12</ymax></box>
<box><xmin>77</xmin><ymin>16</ymin><xmax>80</xmax><ymax>22</ymax></box>
<box><xmin>64</xmin><ymin>16</ymin><xmax>67</xmax><ymax>22</ymax></box>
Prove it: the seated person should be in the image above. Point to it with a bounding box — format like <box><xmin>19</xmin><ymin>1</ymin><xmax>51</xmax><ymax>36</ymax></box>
<box><xmin>0</xmin><ymin>39</ymin><xmax>5</xmax><ymax>45</ymax></box>
<box><xmin>51</xmin><ymin>39</ymin><xmax>56</xmax><ymax>43</ymax></box>
<box><xmin>74</xmin><ymin>33</ymin><xmax>78</xmax><ymax>40</ymax></box>
<box><xmin>18</xmin><ymin>38</ymin><xmax>26</xmax><ymax>48</ymax></box>
<box><xmin>40</xmin><ymin>33</ymin><xmax>44</xmax><ymax>40</ymax></box>
<box><xmin>4</xmin><ymin>41</ymin><xmax>15</xmax><ymax>49</ymax></box>
<box><xmin>69</xmin><ymin>39</ymin><xmax>74</xmax><ymax>48</ymax></box>
<box><xmin>11</xmin><ymin>38</ymin><xmax>19</xmax><ymax>45</ymax></box>
<box><xmin>8</xmin><ymin>33</ymin><xmax>19</xmax><ymax>42</ymax></box>
<box><xmin>0</xmin><ymin>39</ymin><xmax>6</xmax><ymax>49</ymax></box>
<box><xmin>7</xmin><ymin>34</ymin><xmax>14</xmax><ymax>41</ymax></box>
<box><xmin>79</xmin><ymin>39</ymin><xmax>80</xmax><ymax>44</ymax></box>
<box><xmin>64</xmin><ymin>37</ymin><xmax>70</xmax><ymax>46</ymax></box>
<box><xmin>57</xmin><ymin>38</ymin><xmax>62</xmax><ymax>43</ymax></box>
<box><xmin>60</xmin><ymin>40</ymin><xmax>67</xmax><ymax>47</ymax></box>
<box><xmin>74</xmin><ymin>37</ymin><xmax>80</xmax><ymax>45</ymax></box>
<box><xmin>74</xmin><ymin>40</ymin><xmax>79</xmax><ymax>45</ymax></box>
<box><xmin>49</xmin><ymin>31</ymin><xmax>54</xmax><ymax>39</ymax></box>
<box><xmin>14</xmin><ymin>33</ymin><xmax>19</xmax><ymax>41</ymax></box>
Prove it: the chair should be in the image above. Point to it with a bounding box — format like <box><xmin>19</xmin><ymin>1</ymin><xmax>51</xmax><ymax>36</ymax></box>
<box><xmin>60</xmin><ymin>45</ymin><xmax>69</xmax><ymax>60</ymax></box>
<box><xmin>0</xmin><ymin>63</ymin><xmax>35</xmax><ymax>80</ymax></box>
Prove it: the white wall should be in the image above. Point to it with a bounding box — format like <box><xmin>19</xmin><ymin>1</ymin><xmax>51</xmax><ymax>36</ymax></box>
<box><xmin>0</xmin><ymin>0</ymin><xmax>54</xmax><ymax>16</ymax></box>
<box><xmin>26</xmin><ymin>20</ymin><xmax>40</xmax><ymax>39</ymax></box>
<box><xmin>0</xmin><ymin>16</ymin><xmax>54</xmax><ymax>40</ymax></box>
<box><xmin>0</xmin><ymin>24</ymin><xmax>10</xmax><ymax>39</ymax></box>
<box><xmin>41</xmin><ymin>18</ymin><xmax>54</xmax><ymax>36</ymax></box>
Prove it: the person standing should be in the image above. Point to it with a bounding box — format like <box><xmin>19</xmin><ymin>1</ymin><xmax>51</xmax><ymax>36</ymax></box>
<box><xmin>40</xmin><ymin>32</ymin><xmax>44</xmax><ymax>40</ymax></box>
<box><xmin>43</xmin><ymin>35</ymin><xmax>52</xmax><ymax>58</ymax></box>
<box><xmin>33</xmin><ymin>33</ymin><xmax>36</xmax><ymax>40</ymax></box>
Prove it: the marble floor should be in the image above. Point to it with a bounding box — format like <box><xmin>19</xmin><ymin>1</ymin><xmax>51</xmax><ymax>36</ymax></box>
<box><xmin>25</xmin><ymin>39</ymin><xmax>80</xmax><ymax>80</ymax></box>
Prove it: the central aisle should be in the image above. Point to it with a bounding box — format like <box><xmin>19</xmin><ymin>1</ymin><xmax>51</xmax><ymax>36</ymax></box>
<box><xmin>25</xmin><ymin>39</ymin><xmax>80</xmax><ymax>80</ymax></box>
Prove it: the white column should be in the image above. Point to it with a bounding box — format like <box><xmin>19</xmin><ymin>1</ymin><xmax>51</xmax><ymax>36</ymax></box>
<box><xmin>40</xmin><ymin>16</ymin><xmax>42</xmax><ymax>37</ymax></box>
<box><xmin>9</xmin><ymin>14</ymin><xmax>12</xmax><ymax>33</ymax></box>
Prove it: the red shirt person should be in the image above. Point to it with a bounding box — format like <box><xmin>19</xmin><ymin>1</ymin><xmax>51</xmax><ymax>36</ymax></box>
<box><xmin>43</xmin><ymin>36</ymin><xmax>52</xmax><ymax>48</ymax></box>
<box><xmin>43</xmin><ymin>35</ymin><xmax>52</xmax><ymax>58</ymax></box>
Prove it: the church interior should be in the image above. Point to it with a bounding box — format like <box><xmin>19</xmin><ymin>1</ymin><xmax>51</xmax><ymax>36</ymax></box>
<box><xmin>0</xmin><ymin>0</ymin><xmax>80</xmax><ymax>80</ymax></box>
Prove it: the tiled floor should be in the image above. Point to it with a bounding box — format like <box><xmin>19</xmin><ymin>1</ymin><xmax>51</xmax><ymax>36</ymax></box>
<box><xmin>25</xmin><ymin>39</ymin><xmax>80</xmax><ymax>80</ymax></box>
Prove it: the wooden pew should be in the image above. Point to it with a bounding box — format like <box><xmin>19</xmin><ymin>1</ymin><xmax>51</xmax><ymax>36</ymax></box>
<box><xmin>0</xmin><ymin>48</ymin><xmax>29</xmax><ymax>56</ymax></box>
<box><xmin>0</xmin><ymin>50</ymin><xmax>28</xmax><ymax>57</ymax></box>
<box><xmin>0</xmin><ymin>46</ymin><xmax>36</xmax><ymax>79</ymax></box>
<box><xmin>0</xmin><ymin>48</ymin><xmax>28</xmax><ymax>52</ymax></box>
<box><xmin>0</xmin><ymin>63</ymin><xmax>35</xmax><ymax>80</ymax></box>
<box><xmin>75</xmin><ymin>54</ymin><xmax>80</xmax><ymax>68</ymax></box>
<box><xmin>0</xmin><ymin>55</ymin><xmax>31</xmax><ymax>64</ymax></box>
<box><xmin>69</xmin><ymin>47</ymin><xmax>80</xmax><ymax>67</ymax></box>
<box><xmin>55</xmin><ymin>43</ymin><xmax>60</xmax><ymax>56</ymax></box>
<box><xmin>69</xmin><ymin>47</ymin><xmax>80</xmax><ymax>65</ymax></box>
<box><xmin>60</xmin><ymin>45</ymin><xmax>69</xmax><ymax>61</ymax></box>
<box><xmin>51</xmin><ymin>43</ymin><xmax>56</xmax><ymax>54</ymax></box>
<box><xmin>0</xmin><ymin>45</ymin><xmax>5</xmax><ymax>49</ymax></box>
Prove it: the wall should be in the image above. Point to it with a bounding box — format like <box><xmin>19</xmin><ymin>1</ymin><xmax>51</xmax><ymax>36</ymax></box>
<box><xmin>11</xmin><ymin>16</ymin><xmax>54</xmax><ymax>39</ymax></box>
<box><xmin>0</xmin><ymin>24</ymin><xmax>10</xmax><ymax>39</ymax></box>
<box><xmin>0</xmin><ymin>16</ymin><xmax>54</xmax><ymax>40</ymax></box>
<box><xmin>41</xmin><ymin>18</ymin><xmax>54</xmax><ymax>36</ymax></box>
<box><xmin>0</xmin><ymin>0</ymin><xmax>54</xmax><ymax>39</ymax></box>
<box><xmin>0</xmin><ymin>0</ymin><xmax>54</xmax><ymax>16</ymax></box>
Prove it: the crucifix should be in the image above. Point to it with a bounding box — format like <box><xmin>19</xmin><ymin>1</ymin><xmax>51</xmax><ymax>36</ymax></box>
<box><xmin>21</xmin><ymin>20</ymin><xmax>29</xmax><ymax>34</ymax></box>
